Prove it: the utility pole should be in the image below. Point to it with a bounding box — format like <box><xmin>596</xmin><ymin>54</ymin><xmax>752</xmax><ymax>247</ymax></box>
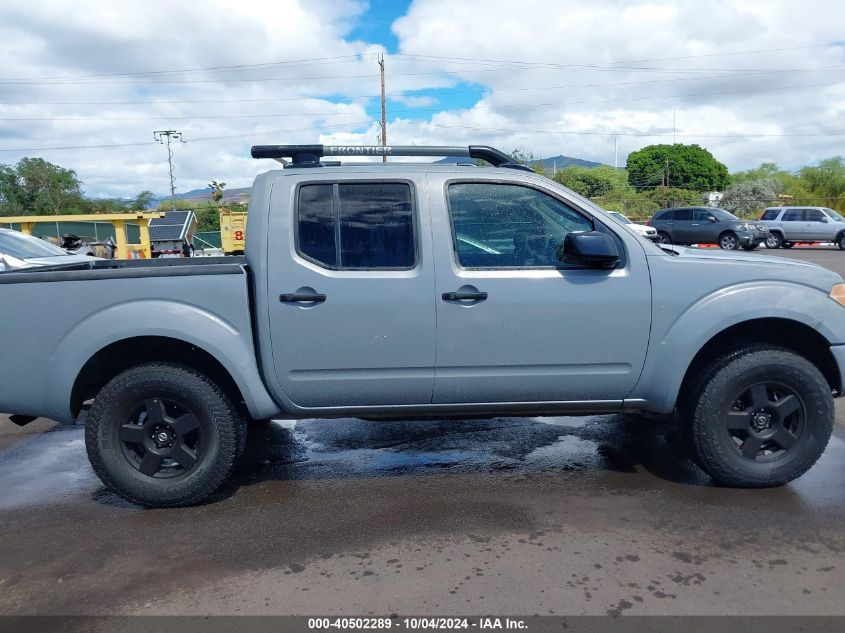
<box><xmin>378</xmin><ymin>54</ymin><xmax>387</xmax><ymax>163</ymax></box>
<box><xmin>153</xmin><ymin>129</ymin><xmax>185</xmax><ymax>211</ymax></box>
<box><xmin>673</xmin><ymin>108</ymin><xmax>676</xmax><ymax>145</ymax></box>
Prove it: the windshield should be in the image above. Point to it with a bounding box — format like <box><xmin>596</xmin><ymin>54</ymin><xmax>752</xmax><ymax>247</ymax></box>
<box><xmin>824</xmin><ymin>208</ymin><xmax>845</xmax><ymax>222</ymax></box>
<box><xmin>0</xmin><ymin>230</ymin><xmax>69</xmax><ymax>259</ymax></box>
<box><xmin>709</xmin><ymin>208</ymin><xmax>739</xmax><ymax>221</ymax></box>
<box><xmin>608</xmin><ymin>212</ymin><xmax>632</xmax><ymax>224</ymax></box>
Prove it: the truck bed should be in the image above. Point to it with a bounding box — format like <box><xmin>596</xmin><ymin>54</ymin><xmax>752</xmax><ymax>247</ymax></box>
<box><xmin>0</xmin><ymin>256</ymin><xmax>245</xmax><ymax>284</ymax></box>
<box><xmin>0</xmin><ymin>255</ymin><xmax>280</xmax><ymax>424</ymax></box>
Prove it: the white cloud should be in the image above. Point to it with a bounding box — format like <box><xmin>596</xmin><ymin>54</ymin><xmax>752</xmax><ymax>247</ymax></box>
<box><xmin>0</xmin><ymin>0</ymin><xmax>843</xmax><ymax>198</ymax></box>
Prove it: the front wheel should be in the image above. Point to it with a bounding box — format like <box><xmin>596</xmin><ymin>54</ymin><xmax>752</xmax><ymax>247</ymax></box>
<box><xmin>765</xmin><ymin>233</ymin><xmax>783</xmax><ymax>249</ymax></box>
<box><xmin>656</xmin><ymin>231</ymin><xmax>671</xmax><ymax>244</ymax></box>
<box><xmin>782</xmin><ymin>242</ymin><xmax>795</xmax><ymax>249</ymax></box>
<box><xmin>85</xmin><ymin>363</ymin><xmax>242</xmax><ymax>507</ymax></box>
<box><xmin>837</xmin><ymin>234</ymin><xmax>845</xmax><ymax>251</ymax></box>
<box><xmin>683</xmin><ymin>347</ymin><xmax>833</xmax><ymax>487</ymax></box>
<box><xmin>719</xmin><ymin>232</ymin><xmax>740</xmax><ymax>250</ymax></box>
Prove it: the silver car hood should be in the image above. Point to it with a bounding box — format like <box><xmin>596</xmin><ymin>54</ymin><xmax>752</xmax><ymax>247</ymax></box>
<box><xmin>7</xmin><ymin>254</ymin><xmax>100</xmax><ymax>269</ymax></box>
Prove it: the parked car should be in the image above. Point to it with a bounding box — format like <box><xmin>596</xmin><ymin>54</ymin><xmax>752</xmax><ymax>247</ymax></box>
<box><xmin>760</xmin><ymin>207</ymin><xmax>845</xmax><ymax>250</ymax></box>
<box><xmin>607</xmin><ymin>211</ymin><xmax>659</xmax><ymax>240</ymax></box>
<box><xmin>0</xmin><ymin>228</ymin><xmax>99</xmax><ymax>271</ymax></box>
<box><xmin>2</xmin><ymin>144</ymin><xmax>844</xmax><ymax>508</ymax></box>
<box><xmin>650</xmin><ymin>207</ymin><xmax>769</xmax><ymax>250</ymax></box>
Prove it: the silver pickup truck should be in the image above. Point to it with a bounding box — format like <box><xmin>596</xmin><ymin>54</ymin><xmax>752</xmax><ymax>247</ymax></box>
<box><xmin>3</xmin><ymin>144</ymin><xmax>845</xmax><ymax>508</ymax></box>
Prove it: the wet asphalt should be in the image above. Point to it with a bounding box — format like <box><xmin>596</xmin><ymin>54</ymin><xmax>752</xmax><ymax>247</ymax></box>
<box><xmin>3</xmin><ymin>246</ymin><xmax>845</xmax><ymax>618</ymax></box>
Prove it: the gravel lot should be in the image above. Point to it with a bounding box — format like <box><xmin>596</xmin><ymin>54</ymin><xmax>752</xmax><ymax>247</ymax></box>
<box><xmin>2</xmin><ymin>245</ymin><xmax>845</xmax><ymax>619</ymax></box>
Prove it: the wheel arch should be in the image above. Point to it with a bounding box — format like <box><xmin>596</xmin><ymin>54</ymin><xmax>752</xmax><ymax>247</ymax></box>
<box><xmin>71</xmin><ymin>336</ymin><xmax>251</xmax><ymax>421</ymax></box>
<box><xmin>677</xmin><ymin>318</ymin><xmax>840</xmax><ymax>409</ymax></box>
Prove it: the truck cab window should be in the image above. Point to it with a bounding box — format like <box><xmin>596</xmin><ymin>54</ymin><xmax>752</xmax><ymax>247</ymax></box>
<box><xmin>297</xmin><ymin>182</ymin><xmax>415</xmax><ymax>270</ymax></box>
<box><xmin>447</xmin><ymin>182</ymin><xmax>593</xmax><ymax>268</ymax></box>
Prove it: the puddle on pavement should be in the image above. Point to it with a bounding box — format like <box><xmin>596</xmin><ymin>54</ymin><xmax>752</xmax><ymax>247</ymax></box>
<box><xmin>2</xmin><ymin>414</ymin><xmax>844</xmax><ymax>510</ymax></box>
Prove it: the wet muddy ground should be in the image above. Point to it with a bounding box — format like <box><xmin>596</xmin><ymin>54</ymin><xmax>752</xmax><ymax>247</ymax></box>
<box><xmin>2</xmin><ymin>247</ymin><xmax>845</xmax><ymax>617</ymax></box>
<box><xmin>2</xmin><ymin>410</ymin><xmax>845</xmax><ymax>617</ymax></box>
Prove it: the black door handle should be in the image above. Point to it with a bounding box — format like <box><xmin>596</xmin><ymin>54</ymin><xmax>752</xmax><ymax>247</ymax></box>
<box><xmin>280</xmin><ymin>293</ymin><xmax>326</xmax><ymax>303</ymax></box>
<box><xmin>442</xmin><ymin>290</ymin><xmax>488</xmax><ymax>301</ymax></box>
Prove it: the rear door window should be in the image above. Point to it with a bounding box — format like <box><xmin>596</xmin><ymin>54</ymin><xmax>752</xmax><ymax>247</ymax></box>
<box><xmin>297</xmin><ymin>182</ymin><xmax>416</xmax><ymax>270</ymax></box>
<box><xmin>782</xmin><ymin>210</ymin><xmax>804</xmax><ymax>221</ymax></box>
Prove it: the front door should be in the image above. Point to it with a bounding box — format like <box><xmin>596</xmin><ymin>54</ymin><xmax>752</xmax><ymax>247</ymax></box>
<box><xmin>267</xmin><ymin>178</ymin><xmax>436</xmax><ymax>408</ymax></box>
<box><xmin>803</xmin><ymin>208</ymin><xmax>830</xmax><ymax>240</ymax></box>
<box><xmin>429</xmin><ymin>177</ymin><xmax>652</xmax><ymax>404</ymax></box>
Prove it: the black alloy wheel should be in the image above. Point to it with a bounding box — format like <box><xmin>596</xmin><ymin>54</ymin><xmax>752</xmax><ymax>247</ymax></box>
<box><xmin>725</xmin><ymin>382</ymin><xmax>803</xmax><ymax>461</ymax></box>
<box><xmin>119</xmin><ymin>398</ymin><xmax>203</xmax><ymax>478</ymax></box>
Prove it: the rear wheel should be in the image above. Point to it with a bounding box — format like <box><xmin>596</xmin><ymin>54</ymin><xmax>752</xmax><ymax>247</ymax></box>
<box><xmin>765</xmin><ymin>233</ymin><xmax>783</xmax><ymax>249</ymax></box>
<box><xmin>837</xmin><ymin>234</ymin><xmax>845</xmax><ymax>251</ymax></box>
<box><xmin>656</xmin><ymin>231</ymin><xmax>671</xmax><ymax>244</ymax></box>
<box><xmin>85</xmin><ymin>363</ymin><xmax>242</xmax><ymax>507</ymax></box>
<box><xmin>741</xmin><ymin>244</ymin><xmax>757</xmax><ymax>251</ymax></box>
<box><xmin>682</xmin><ymin>348</ymin><xmax>833</xmax><ymax>487</ymax></box>
<box><xmin>719</xmin><ymin>232</ymin><xmax>740</xmax><ymax>250</ymax></box>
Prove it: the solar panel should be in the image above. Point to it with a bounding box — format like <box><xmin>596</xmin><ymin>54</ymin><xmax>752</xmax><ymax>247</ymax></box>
<box><xmin>149</xmin><ymin>211</ymin><xmax>196</xmax><ymax>242</ymax></box>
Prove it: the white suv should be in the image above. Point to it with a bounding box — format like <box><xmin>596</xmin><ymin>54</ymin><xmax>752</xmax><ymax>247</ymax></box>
<box><xmin>760</xmin><ymin>206</ymin><xmax>845</xmax><ymax>250</ymax></box>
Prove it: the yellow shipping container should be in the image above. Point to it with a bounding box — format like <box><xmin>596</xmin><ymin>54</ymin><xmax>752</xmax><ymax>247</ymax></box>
<box><xmin>219</xmin><ymin>208</ymin><xmax>247</xmax><ymax>255</ymax></box>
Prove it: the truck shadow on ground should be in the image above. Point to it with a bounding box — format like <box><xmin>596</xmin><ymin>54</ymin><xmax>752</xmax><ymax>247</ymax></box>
<box><xmin>229</xmin><ymin>413</ymin><xmax>712</xmax><ymax>491</ymax></box>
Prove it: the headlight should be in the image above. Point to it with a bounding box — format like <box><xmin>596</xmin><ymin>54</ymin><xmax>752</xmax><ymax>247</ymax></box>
<box><xmin>830</xmin><ymin>284</ymin><xmax>845</xmax><ymax>308</ymax></box>
<box><xmin>738</xmin><ymin>223</ymin><xmax>750</xmax><ymax>231</ymax></box>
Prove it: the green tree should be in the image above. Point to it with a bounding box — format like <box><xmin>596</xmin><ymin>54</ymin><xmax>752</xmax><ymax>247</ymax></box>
<box><xmin>0</xmin><ymin>164</ymin><xmax>22</xmax><ymax>214</ymax></box>
<box><xmin>552</xmin><ymin>165</ymin><xmax>629</xmax><ymax>198</ymax></box>
<box><xmin>129</xmin><ymin>190</ymin><xmax>155</xmax><ymax>211</ymax></box>
<box><xmin>799</xmin><ymin>157</ymin><xmax>845</xmax><ymax>200</ymax></box>
<box><xmin>720</xmin><ymin>179</ymin><xmax>783</xmax><ymax>217</ymax></box>
<box><xmin>626</xmin><ymin>144</ymin><xmax>728</xmax><ymax>192</ymax></box>
<box><xmin>14</xmin><ymin>157</ymin><xmax>84</xmax><ymax>214</ymax></box>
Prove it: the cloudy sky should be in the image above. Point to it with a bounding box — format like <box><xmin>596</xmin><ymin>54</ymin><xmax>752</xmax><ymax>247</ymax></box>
<box><xmin>0</xmin><ymin>0</ymin><xmax>843</xmax><ymax>198</ymax></box>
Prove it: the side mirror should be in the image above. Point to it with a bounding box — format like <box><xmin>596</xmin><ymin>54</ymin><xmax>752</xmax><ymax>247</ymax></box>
<box><xmin>708</xmin><ymin>215</ymin><xmax>718</xmax><ymax>223</ymax></box>
<box><xmin>558</xmin><ymin>231</ymin><xmax>620</xmax><ymax>268</ymax></box>
<box><xmin>821</xmin><ymin>216</ymin><xmax>830</xmax><ymax>223</ymax></box>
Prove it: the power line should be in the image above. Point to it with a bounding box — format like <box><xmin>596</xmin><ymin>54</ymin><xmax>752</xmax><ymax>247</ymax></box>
<box><xmin>3</xmin><ymin>42</ymin><xmax>834</xmax><ymax>83</ymax></box>
<box><xmin>2</xmin><ymin>68</ymin><xmax>836</xmax><ymax>106</ymax></box>
<box><xmin>0</xmin><ymin>54</ymin><xmax>380</xmax><ymax>82</ymax></box>
<box><xmin>4</xmin><ymin>79</ymin><xmax>839</xmax><ymax>122</ymax></box>
<box><xmin>393</xmin><ymin>43</ymin><xmax>840</xmax><ymax>68</ymax></box>
<box><xmin>3</xmin><ymin>65</ymin><xmax>843</xmax><ymax>86</ymax></box>
<box><xmin>0</xmin><ymin>120</ymin><xmax>374</xmax><ymax>152</ymax></box>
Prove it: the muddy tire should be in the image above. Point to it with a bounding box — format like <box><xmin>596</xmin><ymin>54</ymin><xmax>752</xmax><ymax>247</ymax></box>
<box><xmin>85</xmin><ymin>363</ymin><xmax>242</xmax><ymax>508</ymax></box>
<box><xmin>682</xmin><ymin>347</ymin><xmax>833</xmax><ymax>487</ymax></box>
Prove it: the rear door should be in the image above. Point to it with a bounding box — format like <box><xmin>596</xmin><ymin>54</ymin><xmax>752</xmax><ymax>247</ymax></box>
<box><xmin>266</xmin><ymin>176</ymin><xmax>436</xmax><ymax>408</ymax></box>
<box><xmin>781</xmin><ymin>209</ymin><xmax>808</xmax><ymax>241</ymax></box>
<box><xmin>428</xmin><ymin>175</ymin><xmax>652</xmax><ymax>404</ymax></box>
<box><xmin>671</xmin><ymin>208</ymin><xmax>694</xmax><ymax>243</ymax></box>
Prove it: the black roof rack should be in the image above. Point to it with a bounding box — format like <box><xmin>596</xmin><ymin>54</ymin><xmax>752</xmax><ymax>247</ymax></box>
<box><xmin>250</xmin><ymin>144</ymin><xmax>533</xmax><ymax>172</ymax></box>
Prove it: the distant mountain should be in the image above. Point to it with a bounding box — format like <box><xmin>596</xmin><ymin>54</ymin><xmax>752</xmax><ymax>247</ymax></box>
<box><xmin>151</xmin><ymin>186</ymin><xmax>251</xmax><ymax>208</ymax></box>
<box><xmin>149</xmin><ymin>155</ymin><xmax>604</xmax><ymax>206</ymax></box>
<box><xmin>540</xmin><ymin>155</ymin><xmax>603</xmax><ymax>170</ymax></box>
<box><xmin>434</xmin><ymin>154</ymin><xmax>604</xmax><ymax>169</ymax></box>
